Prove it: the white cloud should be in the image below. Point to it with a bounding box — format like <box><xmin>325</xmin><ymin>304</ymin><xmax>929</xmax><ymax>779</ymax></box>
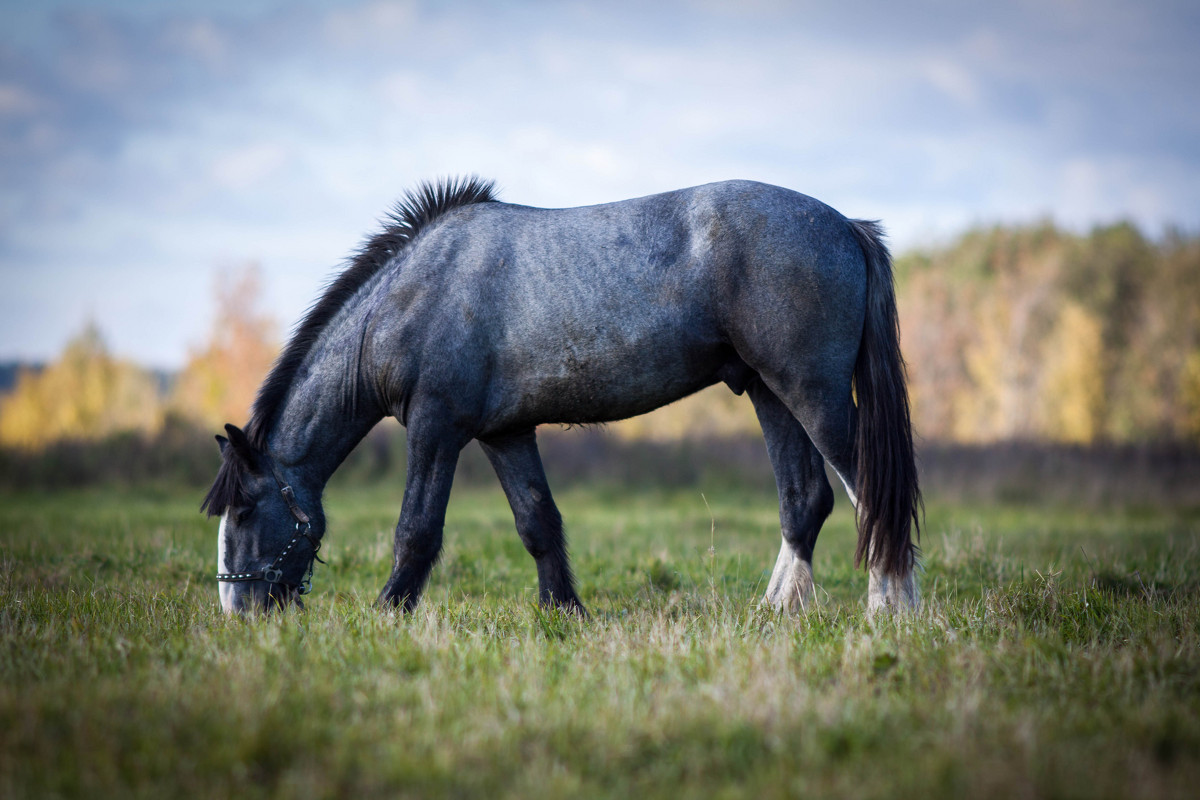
<box><xmin>322</xmin><ymin>0</ymin><xmax>419</xmax><ymax>48</ymax></box>
<box><xmin>376</xmin><ymin>70</ymin><xmax>427</xmax><ymax>107</ymax></box>
<box><xmin>209</xmin><ymin>142</ymin><xmax>291</xmax><ymax>190</ymax></box>
<box><xmin>0</xmin><ymin>83</ymin><xmax>46</xmax><ymax>116</ymax></box>
<box><xmin>921</xmin><ymin>58</ymin><xmax>981</xmax><ymax>108</ymax></box>
<box><xmin>164</xmin><ymin>18</ymin><xmax>230</xmax><ymax>67</ymax></box>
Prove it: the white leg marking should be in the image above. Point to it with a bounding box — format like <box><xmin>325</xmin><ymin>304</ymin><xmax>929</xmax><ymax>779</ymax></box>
<box><xmin>831</xmin><ymin>468</ymin><xmax>918</xmax><ymax>614</ymax></box>
<box><xmin>868</xmin><ymin>565</ymin><xmax>920</xmax><ymax>614</ymax></box>
<box><xmin>762</xmin><ymin>538</ymin><xmax>814</xmax><ymax>612</ymax></box>
<box><xmin>217</xmin><ymin>512</ymin><xmax>235</xmax><ymax>614</ymax></box>
<box><xmin>834</xmin><ymin>472</ymin><xmax>858</xmax><ymax>510</ymax></box>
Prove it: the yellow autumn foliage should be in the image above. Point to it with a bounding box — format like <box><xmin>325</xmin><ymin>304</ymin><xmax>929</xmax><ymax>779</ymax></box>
<box><xmin>0</xmin><ymin>323</ymin><xmax>163</xmax><ymax>449</ymax></box>
<box><xmin>169</xmin><ymin>265</ymin><xmax>279</xmax><ymax>430</ymax></box>
<box><xmin>896</xmin><ymin>222</ymin><xmax>1200</xmax><ymax>444</ymax></box>
<box><xmin>1182</xmin><ymin>351</ymin><xmax>1200</xmax><ymax>441</ymax></box>
<box><xmin>1038</xmin><ymin>302</ymin><xmax>1105</xmax><ymax>442</ymax></box>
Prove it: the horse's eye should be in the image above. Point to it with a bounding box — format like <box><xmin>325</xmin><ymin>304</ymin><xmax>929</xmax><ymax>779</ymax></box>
<box><xmin>234</xmin><ymin>506</ymin><xmax>255</xmax><ymax>524</ymax></box>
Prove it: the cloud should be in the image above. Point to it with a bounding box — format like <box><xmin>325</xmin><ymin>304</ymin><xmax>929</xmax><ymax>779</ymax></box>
<box><xmin>322</xmin><ymin>0</ymin><xmax>419</xmax><ymax>48</ymax></box>
<box><xmin>921</xmin><ymin>58</ymin><xmax>981</xmax><ymax>109</ymax></box>
<box><xmin>209</xmin><ymin>142</ymin><xmax>291</xmax><ymax>190</ymax></box>
<box><xmin>0</xmin><ymin>83</ymin><xmax>46</xmax><ymax>116</ymax></box>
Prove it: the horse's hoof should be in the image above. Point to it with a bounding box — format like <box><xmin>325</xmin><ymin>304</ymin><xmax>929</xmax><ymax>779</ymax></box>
<box><xmin>867</xmin><ymin>567</ymin><xmax>920</xmax><ymax>614</ymax></box>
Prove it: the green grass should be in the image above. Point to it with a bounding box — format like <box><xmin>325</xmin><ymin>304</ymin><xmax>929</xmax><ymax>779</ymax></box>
<box><xmin>2</xmin><ymin>481</ymin><xmax>1199</xmax><ymax>798</ymax></box>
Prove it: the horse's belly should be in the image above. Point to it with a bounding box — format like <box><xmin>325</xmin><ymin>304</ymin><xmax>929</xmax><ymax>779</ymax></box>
<box><xmin>487</xmin><ymin>330</ymin><xmax>728</xmax><ymax>429</ymax></box>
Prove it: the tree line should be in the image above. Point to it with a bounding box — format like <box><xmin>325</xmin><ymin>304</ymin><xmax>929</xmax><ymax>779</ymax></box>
<box><xmin>2</xmin><ymin>221</ymin><xmax>1198</xmax><ymax>453</ymax></box>
<box><xmin>896</xmin><ymin>221</ymin><xmax>1200</xmax><ymax>443</ymax></box>
<box><xmin>0</xmin><ymin>268</ymin><xmax>277</xmax><ymax>450</ymax></box>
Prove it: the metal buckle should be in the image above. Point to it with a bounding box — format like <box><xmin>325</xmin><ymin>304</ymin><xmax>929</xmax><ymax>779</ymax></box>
<box><xmin>262</xmin><ymin>567</ymin><xmax>283</xmax><ymax>584</ymax></box>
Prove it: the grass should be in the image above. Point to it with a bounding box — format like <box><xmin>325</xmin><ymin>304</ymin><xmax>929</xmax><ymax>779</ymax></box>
<box><xmin>1</xmin><ymin>480</ymin><xmax>1198</xmax><ymax>798</ymax></box>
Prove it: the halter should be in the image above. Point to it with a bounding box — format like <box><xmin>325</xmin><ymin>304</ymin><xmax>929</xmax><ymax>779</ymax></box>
<box><xmin>215</xmin><ymin>468</ymin><xmax>325</xmax><ymax>595</ymax></box>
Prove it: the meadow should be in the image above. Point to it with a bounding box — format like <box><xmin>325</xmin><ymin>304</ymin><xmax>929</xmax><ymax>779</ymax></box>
<box><xmin>2</xmin><ymin>473</ymin><xmax>1198</xmax><ymax>799</ymax></box>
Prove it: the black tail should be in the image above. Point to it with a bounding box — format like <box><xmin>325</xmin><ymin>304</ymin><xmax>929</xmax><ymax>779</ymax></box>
<box><xmin>846</xmin><ymin>219</ymin><xmax>923</xmax><ymax>576</ymax></box>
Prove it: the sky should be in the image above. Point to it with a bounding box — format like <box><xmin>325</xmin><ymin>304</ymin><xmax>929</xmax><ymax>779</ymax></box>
<box><xmin>2</xmin><ymin>0</ymin><xmax>1198</xmax><ymax>369</ymax></box>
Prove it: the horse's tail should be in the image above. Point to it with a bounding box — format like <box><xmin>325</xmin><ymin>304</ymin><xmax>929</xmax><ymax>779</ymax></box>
<box><xmin>846</xmin><ymin>219</ymin><xmax>923</xmax><ymax>576</ymax></box>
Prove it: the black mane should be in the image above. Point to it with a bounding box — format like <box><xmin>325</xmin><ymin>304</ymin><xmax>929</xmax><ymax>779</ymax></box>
<box><xmin>247</xmin><ymin>174</ymin><xmax>497</xmax><ymax>448</ymax></box>
<box><xmin>202</xmin><ymin>175</ymin><xmax>497</xmax><ymax>516</ymax></box>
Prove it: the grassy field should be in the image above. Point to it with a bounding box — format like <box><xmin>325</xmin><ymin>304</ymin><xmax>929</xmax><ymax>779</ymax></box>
<box><xmin>2</xmin><ymin>479</ymin><xmax>1198</xmax><ymax>798</ymax></box>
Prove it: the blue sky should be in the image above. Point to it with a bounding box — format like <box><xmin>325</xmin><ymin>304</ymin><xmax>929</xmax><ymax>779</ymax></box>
<box><xmin>2</xmin><ymin>0</ymin><xmax>1198</xmax><ymax>368</ymax></box>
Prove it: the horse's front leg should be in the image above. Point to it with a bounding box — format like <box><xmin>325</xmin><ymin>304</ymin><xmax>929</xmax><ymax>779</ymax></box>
<box><xmin>748</xmin><ymin>379</ymin><xmax>835</xmax><ymax>613</ymax></box>
<box><xmin>377</xmin><ymin>425</ymin><xmax>463</xmax><ymax>612</ymax></box>
<box><xmin>479</xmin><ymin>429</ymin><xmax>587</xmax><ymax>615</ymax></box>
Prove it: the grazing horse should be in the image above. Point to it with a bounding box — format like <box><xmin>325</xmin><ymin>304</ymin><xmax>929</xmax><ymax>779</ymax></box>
<box><xmin>203</xmin><ymin>177</ymin><xmax>921</xmax><ymax>615</ymax></box>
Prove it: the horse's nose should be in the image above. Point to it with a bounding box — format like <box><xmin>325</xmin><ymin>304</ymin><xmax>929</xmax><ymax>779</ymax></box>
<box><xmin>219</xmin><ymin>580</ymin><xmax>271</xmax><ymax>614</ymax></box>
<box><xmin>220</xmin><ymin>581</ymin><xmax>300</xmax><ymax>614</ymax></box>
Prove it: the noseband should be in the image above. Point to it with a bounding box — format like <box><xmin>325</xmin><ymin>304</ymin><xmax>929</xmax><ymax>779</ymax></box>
<box><xmin>215</xmin><ymin>469</ymin><xmax>325</xmax><ymax>595</ymax></box>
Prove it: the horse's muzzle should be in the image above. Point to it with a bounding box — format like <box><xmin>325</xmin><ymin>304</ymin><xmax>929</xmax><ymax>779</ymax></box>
<box><xmin>219</xmin><ymin>580</ymin><xmax>302</xmax><ymax>615</ymax></box>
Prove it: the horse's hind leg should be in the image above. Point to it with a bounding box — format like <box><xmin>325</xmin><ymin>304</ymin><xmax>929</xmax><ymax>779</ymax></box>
<box><xmin>748</xmin><ymin>379</ymin><xmax>835</xmax><ymax>612</ymax></box>
<box><xmin>479</xmin><ymin>430</ymin><xmax>586</xmax><ymax>615</ymax></box>
<box><xmin>378</xmin><ymin>424</ymin><xmax>463</xmax><ymax>612</ymax></box>
<box><xmin>769</xmin><ymin>376</ymin><xmax>919</xmax><ymax>613</ymax></box>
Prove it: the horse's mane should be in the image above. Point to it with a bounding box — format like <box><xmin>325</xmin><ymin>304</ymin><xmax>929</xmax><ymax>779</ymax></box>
<box><xmin>201</xmin><ymin>175</ymin><xmax>497</xmax><ymax>516</ymax></box>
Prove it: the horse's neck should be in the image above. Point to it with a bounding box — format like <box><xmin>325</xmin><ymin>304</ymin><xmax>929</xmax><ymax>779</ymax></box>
<box><xmin>266</xmin><ymin>337</ymin><xmax>384</xmax><ymax>486</ymax></box>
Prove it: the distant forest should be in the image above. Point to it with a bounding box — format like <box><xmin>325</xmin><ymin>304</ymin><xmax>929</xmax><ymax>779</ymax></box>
<box><xmin>2</xmin><ymin>220</ymin><xmax>1198</xmax><ymax>455</ymax></box>
<box><xmin>0</xmin><ymin>362</ymin><xmax>42</xmax><ymax>395</ymax></box>
<box><xmin>897</xmin><ymin>221</ymin><xmax>1200</xmax><ymax>443</ymax></box>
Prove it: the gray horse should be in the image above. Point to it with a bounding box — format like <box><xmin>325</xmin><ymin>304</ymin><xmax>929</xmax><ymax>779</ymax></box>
<box><xmin>204</xmin><ymin>177</ymin><xmax>921</xmax><ymax>615</ymax></box>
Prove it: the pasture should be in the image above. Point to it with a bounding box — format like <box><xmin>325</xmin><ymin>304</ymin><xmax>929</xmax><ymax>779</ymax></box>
<box><xmin>2</xmin><ymin>479</ymin><xmax>1198</xmax><ymax>798</ymax></box>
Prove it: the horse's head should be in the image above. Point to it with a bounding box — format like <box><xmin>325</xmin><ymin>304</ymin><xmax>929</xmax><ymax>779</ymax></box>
<box><xmin>203</xmin><ymin>424</ymin><xmax>324</xmax><ymax>614</ymax></box>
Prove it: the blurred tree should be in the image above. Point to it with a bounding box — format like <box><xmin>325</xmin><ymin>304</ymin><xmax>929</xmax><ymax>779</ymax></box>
<box><xmin>170</xmin><ymin>265</ymin><xmax>279</xmax><ymax>431</ymax></box>
<box><xmin>1182</xmin><ymin>352</ymin><xmax>1200</xmax><ymax>441</ymax></box>
<box><xmin>0</xmin><ymin>322</ymin><xmax>163</xmax><ymax>449</ymax></box>
<box><xmin>1129</xmin><ymin>230</ymin><xmax>1200</xmax><ymax>441</ymax></box>
<box><xmin>1037</xmin><ymin>301</ymin><xmax>1105</xmax><ymax>442</ymax></box>
<box><xmin>1063</xmin><ymin>223</ymin><xmax>1153</xmax><ymax>437</ymax></box>
<box><xmin>897</xmin><ymin>221</ymin><xmax>1200</xmax><ymax>444</ymax></box>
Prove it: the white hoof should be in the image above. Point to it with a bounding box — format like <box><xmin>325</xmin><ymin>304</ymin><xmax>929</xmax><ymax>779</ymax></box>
<box><xmin>867</xmin><ymin>566</ymin><xmax>920</xmax><ymax>614</ymax></box>
<box><xmin>761</xmin><ymin>540</ymin><xmax>814</xmax><ymax>612</ymax></box>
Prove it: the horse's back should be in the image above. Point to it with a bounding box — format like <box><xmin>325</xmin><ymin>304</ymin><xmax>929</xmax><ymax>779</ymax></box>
<box><xmin>370</xmin><ymin>181</ymin><xmax>867</xmax><ymax>433</ymax></box>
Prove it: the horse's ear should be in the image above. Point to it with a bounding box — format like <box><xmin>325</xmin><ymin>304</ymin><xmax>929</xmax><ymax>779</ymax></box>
<box><xmin>222</xmin><ymin>424</ymin><xmax>261</xmax><ymax>469</ymax></box>
<box><xmin>215</xmin><ymin>434</ymin><xmax>230</xmax><ymax>455</ymax></box>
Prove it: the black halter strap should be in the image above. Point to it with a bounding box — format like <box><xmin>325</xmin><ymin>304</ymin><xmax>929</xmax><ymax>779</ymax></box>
<box><xmin>279</xmin><ymin>483</ymin><xmax>310</xmax><ymax>525</ymax></box>
<box><xmin>215</xmin><ymin>468</ymin><xmax>324</xmax><ymax>594</ymax></box>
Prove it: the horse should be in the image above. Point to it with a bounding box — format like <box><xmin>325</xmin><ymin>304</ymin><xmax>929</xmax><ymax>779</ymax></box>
<box><xmin>203</xmin><ymin>176</ymin><xmax>922</xmax><ymax>615</ymax></box>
